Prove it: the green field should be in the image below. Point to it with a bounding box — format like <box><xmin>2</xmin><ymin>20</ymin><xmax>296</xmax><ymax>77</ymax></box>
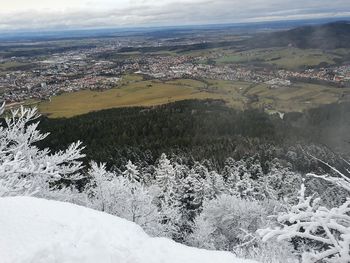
<box><xmin>38</xmin><ymin>74</ymin><xmax>350</xmax><ymax>118</ymax></box>
<box><xmin>216</xmin><ymin>47</ymin><xmax>342</xmax><ymax>69</ymax></box>
<box><xmin>245</xmin><ymin>82</ymin><xmax>350</xmax><ymax>112</ymax></box>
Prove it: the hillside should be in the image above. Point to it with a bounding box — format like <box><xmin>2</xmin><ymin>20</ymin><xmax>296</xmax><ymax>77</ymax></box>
<box><xmin>38</xmin><ymin>100</ymin><xmax>350</xmax><ymax>170</ymax></box>
<box><xmin>246</xmin><ymin>21</ymin><xmax>350</xmax><ymax>49</ymax></box>
<box><xmin>0</xmin><ymin>197</ymin><xmax>255</xmax><ymax>263</ymax></box>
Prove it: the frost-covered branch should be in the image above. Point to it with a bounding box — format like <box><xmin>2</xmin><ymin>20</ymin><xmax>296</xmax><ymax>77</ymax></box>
<box><xmin>0</xmin><ymin>105</ymin><xmax>85</xmax><ymax>197</ymax></box>
<box><xmin>258</xmin><ymin>184</ymin><xmax>350</xmax><ymax>263</ymax></box>
<box><xmin>307</xmin><ymin>153</ymin><xmax>350</xmax><ymax>193</ymax></box>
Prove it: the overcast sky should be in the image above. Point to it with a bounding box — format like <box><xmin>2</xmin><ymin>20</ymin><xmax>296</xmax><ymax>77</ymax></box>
<box><xmin>0</xmin><ymin>0</ymin><xmax>349</xmax><ymax>31</ymax></box>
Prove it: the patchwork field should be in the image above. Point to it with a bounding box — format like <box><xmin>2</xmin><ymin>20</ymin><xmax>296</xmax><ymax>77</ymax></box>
<box><xmin>245</xmin><ymin>82</ymin><xmax>350</xmax><ymax>112</ymax></box>
<box><xmin>38</xmin><ymin>75</ymin><xmax>350</xmax><ymax>118</ymax></box>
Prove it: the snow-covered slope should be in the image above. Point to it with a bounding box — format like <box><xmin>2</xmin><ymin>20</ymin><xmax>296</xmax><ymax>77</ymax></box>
<box><xmin>0</xmin><ymin>197</ymin><xmax>256</xmax><ymax>263</ymax></box>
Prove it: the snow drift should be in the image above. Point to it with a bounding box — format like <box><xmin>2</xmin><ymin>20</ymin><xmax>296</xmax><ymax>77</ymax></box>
<box><xmin>0</xmin><ymin>197</ymin><xmax>256</xmax><ymax>263</ymax></box>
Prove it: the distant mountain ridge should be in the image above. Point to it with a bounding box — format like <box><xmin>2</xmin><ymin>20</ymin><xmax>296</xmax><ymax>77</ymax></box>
<box><xmin>1</xmin><ymin>17</ymin><xmax>348</xmax><ymax>42</ymax></box>
<box><xmin>246</xmin><ymin>21</ymin><xmax>350</xmax><ymax>49</ymax></box>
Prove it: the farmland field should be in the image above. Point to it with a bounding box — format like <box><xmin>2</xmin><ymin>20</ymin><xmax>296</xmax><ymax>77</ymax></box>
<box><xmin>38</xmin><ymin>75</ymin><xmax>350</xmax><ymax>118</ymax></box>
<box><xmin>215</xmin><ymin>47</ymin><xmax>342</xmax><ymax>69</ymax></box>
<box><xmin>245</xmin><ymin>82</ymin><xmax>350</xmax><ymax>112</ymax></box>
<box><xmin>38</xmin><ymin>78</ymin><xmax>223</xmax><ymax>118</ymax></box>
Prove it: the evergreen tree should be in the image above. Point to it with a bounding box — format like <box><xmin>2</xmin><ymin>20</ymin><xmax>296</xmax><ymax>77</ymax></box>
<box><xmin>155</xmin><ymin>153</ymin><xmax>175</xmax><ymax>190</ymax></box>
<box><xmin>122</xmin><ymin>160</ymin><xmax>141</xmax><ymax>183</ymax></box>
<box><xmin>203</xmin><ymin>171</ymin><xmax>225</xmax><ymax>200</ymax></box>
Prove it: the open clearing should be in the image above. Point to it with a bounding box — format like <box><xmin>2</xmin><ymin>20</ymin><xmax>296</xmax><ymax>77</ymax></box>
<box><xmin>245</xmin><ymin>82</ymin><xmax>349</xmax><ymax>112</ymax></box>
<box><xmin>38</xmin><ymin>78</ymin><xmax>223</xmax><ymax>118</ymax></box>
<box><xmin>38</xmin><ymin>75</ymin><xmax>350</xmax><ymax>118</ymax></box>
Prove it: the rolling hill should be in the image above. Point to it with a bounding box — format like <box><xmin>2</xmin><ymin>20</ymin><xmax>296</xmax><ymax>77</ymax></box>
<box><xmin>245</xmin><ymin>21</ymin><xmax>350</xmax><ymax>49</ymax></box>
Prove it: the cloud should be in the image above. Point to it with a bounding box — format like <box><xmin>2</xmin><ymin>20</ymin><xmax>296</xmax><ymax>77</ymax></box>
<box><xmin>0</xmin><ymin>0</ymin><xmax>349</xmax><ymax>31</ymax></box>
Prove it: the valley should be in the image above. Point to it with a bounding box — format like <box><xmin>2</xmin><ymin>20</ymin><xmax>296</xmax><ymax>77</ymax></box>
<box><xmin>1</xmin><ymin>22</ymin><xmax>350</xmax><ymax>118</ymax></box>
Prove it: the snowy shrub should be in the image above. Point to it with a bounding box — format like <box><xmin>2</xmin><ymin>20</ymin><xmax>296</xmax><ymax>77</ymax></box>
<box><xmin>85</xmin><ymin>162</ymin><xmax>165</xmax><ymax>236</ymax></box>
<box><xmin>258</xmin><ymin>183</ymin><xmax>350</xmax><ymax>263</ymax></box>
<box><xmin>258</xmin><ymin>167</ymin><xmax>303</xmax><ymax>202</ymax></box>
<box><xmin>0</xmin><ymin>106</ymin><xmax>85</xmax><ymax>197</ymax></box>
<box><xmin>234</xmin><ymin>239</ymin><xmax>298</xmax><ymax>263</ymax></box>
<box><xmin>187</xmin><ymin>194</ymin><xmax>269</xmax><ymax>250</ymax></box>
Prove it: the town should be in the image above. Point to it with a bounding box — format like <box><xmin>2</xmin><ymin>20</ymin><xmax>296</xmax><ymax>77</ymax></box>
<box><xmin>0</xmin><ymin>36</ymin><xmax>350</xmax><ymax>104</ymax></box>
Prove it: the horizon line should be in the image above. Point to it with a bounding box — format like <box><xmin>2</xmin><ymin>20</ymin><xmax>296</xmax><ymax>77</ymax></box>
<box><xmin>0</xmin><ymin>16</ymin><xmax>349</xmax><ymax>40</ymax></box>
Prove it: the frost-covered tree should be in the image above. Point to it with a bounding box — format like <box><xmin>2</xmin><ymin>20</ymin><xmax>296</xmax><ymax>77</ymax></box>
<box><xmin>192</xmin><ymin>161</ymin><xmax>210</xmax><ymax>179</ymax></box>
<box><xmin>223</xmin><ymin>167</ymin><xmax>240</xmax><ymax>190</ymax></box>
<box><xmin>203</xmin><ymin>171</ymin><xmax>226</xmax><ymax>200</ymax></box>
<box><xmin>173</xmin><ymin>162</ymin><xmax>188</xmax><ymax>180</ymax></box>
<box><xmin>151</xmin><ymin>153</ymin><xmax>183</xmax><ymax>238</ymax></box>
<box><xmin>223</xmin><ymin>158</ymin><xmax>263</xmax><ymax>198</ymax></box>
<box><xmin>155</xmin><ymin>189</ymin><xmax>183</xmax><ymax>239</ymax></box>
<box><xmin>181</xmin><ymin>169</ymin><xmax>204</xmax><ymax>211</ymax></box>
<box><xmin>305</xmin><ymin>176</ymin><xmax>348</xmax><ymax>208</ymax></box>
<box><xmin>258</xmin><ymin>183</ymin><xmax>350</xmax><ymax>263</ymax></box>
<box><xmin>122</xmin><ymin>160</ymin><xmax>141</xmax><ymax>183</ymax></box>
<box><xmin>0</xmin><ymin>106</ymin><xmax>85</xmax><ymax>197</ymax></box>
<box><xmin>307</xmin><ymin>154</ymin><xmax>350</xmax><ymax>193</ymax></box>
<box><xmin>155</xmin><ymin>153</ymin><xmax>175</xmax><ymax>190</ymax></box>
<box><xmin>187</xmin><ymin>193</ymin><xmax>296</xmax><ymax>263</ymax></box>
<box><xmin>258</xmin><ymin>167</ymin><xmax>302</xmax><ymax>202</ymax></box>
<box><xmin>234</xmin><ymin>173</ymin><xmax>257</xmax><ymax>199</ymax></box>
<box><xmin>246</xmin><ymin>158</ymin><xmax>263</xmax><ymax>180</ymax></box>
<box><xmin>85</xmin><ymin>161</ymin><xmax>114</xmax><ymax>211</ymax></box>
<box><xmin>188</xmin><ymin>194</ymin><xmax>268</xmax><ymax>250</ymax></box>
<box><xmin>139</xmin><ymin>164</ymin><xmax>155</xmax><ymax>186</ymax></box>
<box><xmin>86</xmin><ymin>162</ymin><xmax>164</xmax><ymax>236</ymax></box>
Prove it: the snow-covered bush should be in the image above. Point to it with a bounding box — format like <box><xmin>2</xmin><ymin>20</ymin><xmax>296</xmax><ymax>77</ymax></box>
<box><xmin>187</xmin><ymin>194</ymin><xmax>297</xmax><ymax>262</ymax></box>
<box><xmin>258</xmin><ymin>183</ymin><xmax>350</xmax><ymax>263</ymax></box>
<box><xmin>0</xmin><ymin>105</ymin><xmax>85</xmax><ymax>197</ymax></box>
<box><xmin>85</xmin><ymin>161</ymin><xmax>165</xmax><ymax>236</ymax></box>
<box><xmin>188</xmin><ymin>194</ymin><xmax>269</xmax><ymax>250</ymax></box>
<box><xmin>234</xmin><ymin>239</ymin><xmax>298</xmax><ymax>263</ymax></box>
<box><xmin>257</xmin><ymin>167</ymin><xmax>303</xmax><ymax>202</ymax></box>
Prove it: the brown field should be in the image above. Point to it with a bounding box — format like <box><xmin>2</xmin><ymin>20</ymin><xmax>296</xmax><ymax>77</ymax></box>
<box><xmin>38</xmin><ymin>79</ymin><xmax>223</xmax><ymax>118</ymax></box>
<box><xmin>38</xmin><ymin>75</ymin><xmax>350</xmax><ymax>118</ymax></box>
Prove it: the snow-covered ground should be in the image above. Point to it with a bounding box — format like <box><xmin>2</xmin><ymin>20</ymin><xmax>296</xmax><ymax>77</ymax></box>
<box><xmin>0</xmin><ymin>197</ymin><xmax>257</xmax><ymax>263</ymax></box>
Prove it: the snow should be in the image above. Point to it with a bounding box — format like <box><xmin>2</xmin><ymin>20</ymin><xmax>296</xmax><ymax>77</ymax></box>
<box><xmin>0</xmin><ymin>197</ymin><xmax>256</xmax><ymax>263</ymax></box>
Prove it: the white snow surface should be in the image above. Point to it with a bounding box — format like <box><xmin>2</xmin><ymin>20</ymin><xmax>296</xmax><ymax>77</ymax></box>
<box><xmin>0</xmin><ymin>197</ymin><xmax>257</xmax><ymax>263</ymax></box>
